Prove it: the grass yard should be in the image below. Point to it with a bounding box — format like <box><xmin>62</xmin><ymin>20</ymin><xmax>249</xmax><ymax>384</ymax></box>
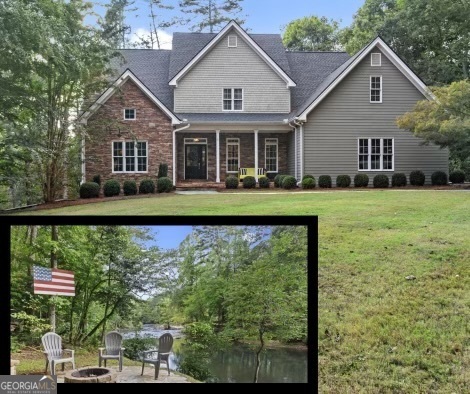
<box><xmin>11</xmin><ymin>190</ymin><xmax>470</xmax><ymax>391</ymax></box>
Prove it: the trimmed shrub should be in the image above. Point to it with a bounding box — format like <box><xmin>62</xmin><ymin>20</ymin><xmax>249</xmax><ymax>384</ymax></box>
<box><xmin>282</xmin><ymin>175</ymin><xmax>297</xmax><ymax>189</ymax></box>
<box><xmin>354</xmin><ymin>174</ymin><xmax>369</xmax><ymax>187</ymax></box>
<box><xmin>410</xmin><ymin>170</ymin><xmax>425</xmax><ymax>186</ymax></box>
<box><xmin>157</xmin><ymin>177</ymin><xmax>173</xmax><ymax>193</ymax></box>
<box><xmin>302</xmin><ymin>177</ymin><xmax>316</xmax><ymax>189</ymax></box>
<box><xmin>157</xmin><ymin>163</ymin><xmax>168</xmax><ymax>178</ymax></box>
<box><xmin>123</xmin><ymin>180</ymin><xmax>137</xmax><ymax>196</ymax></box>
<box><xmin>431</xmin><ymin>171</ymin><xmax>448</xmax><ymax>186</ymax></box>
<box><xmin>103</xmin><ymin>179</ymin><xmax>120</xmax><ymax>197</ymax></box>
<box><xmin>336</xmin><ymin>175</ymin><xmax>351</xmax><ymax>188</ymax></box>
<box><xmin>273</xmin><ymin>174</ymin><xmax>285</xmax><ymax>188</ymax></box>
<box><xmin>80</xmin><ymin>182</ymin><xmax>100</xmax><ymax>199</ymax></box>
<box><xmin>302</xmin><ymin>174</ymin><xmax>314</xmax><ymax>181</ymax></box>
<box><xmin>92</xmin><ymin>175</ymin><xmax>101</xmax><ymax>186</ymax></box>
<box><xmin>243</xmin><ymin>176</ymin><xmax>256</xmax><ymax>189</ymax></box>
<box><xmin>449</xmin><ymin>170</ymin><xmax>465</xmax><ymax>184</ymax></box>
<box><xmin>373</xmin><ymin>174</ymin><xmax>389</xmax><ymax>188</ymax></box>
<box><xmin>139</xmin><ymin>179</ymin><xmax>155</xmax><ymax>194</ymax></box>
<box><xmin>392</xmin><ymin>173</ymin><xmax>407</xmax><ymax>187</ymax></box>
<box><xmin>318</xmin><ymin>175</ymin><xmax>332</xmax><ymax>188</ymax></box>
<box><xmin>259</xmin><ymin>177</ymin><xmax>270</xmax><ymax>188</ymax></box>
<box><xmin>225</xmin><ymin>175</ymin><xmax>239</xmax><ymax>189</ymax></box>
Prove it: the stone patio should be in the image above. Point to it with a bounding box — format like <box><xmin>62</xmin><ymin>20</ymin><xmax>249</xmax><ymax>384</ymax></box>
<box><xmin>56</xmin><ymin>366</ymin><xmax>197</xmax><ymax>383</ymax></box>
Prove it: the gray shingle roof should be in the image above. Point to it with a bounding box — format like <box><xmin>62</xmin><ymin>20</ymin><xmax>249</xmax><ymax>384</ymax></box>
<box><xmin>175</xmin><ymin>113</ymin><xmax>290</xmax><ymax>123</ymax></box>
<box><xmin>286</xmin><ymin>51</ymin><xmax>351</xmax><ymax>115</ymax></box>
<box><xmin>105</xmin><ymin>33</ymin><xmax>353</xmax><ymax>122</ymax></box>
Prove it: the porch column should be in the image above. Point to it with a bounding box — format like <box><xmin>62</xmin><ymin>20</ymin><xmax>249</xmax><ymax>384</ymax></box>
<box><xmin>216</xmin><ymin>130</ymin><xmax>220</xmax><ymax>183</ymax></box>
<box><xmin>254</xmin><ymin>130</ymin><xmax>259</xmax><ymax>182</ymax></box>
<box><xmin>172</xmin><ymin>130</ymin><xmax>176</xmax><ymax>185</ymax></box>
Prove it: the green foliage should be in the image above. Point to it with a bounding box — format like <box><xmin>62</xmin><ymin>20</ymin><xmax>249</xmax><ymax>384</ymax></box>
<box><xmin>103</xmin><ymin>179</ymin><xmax>120</xmax><ymax>197</ymax></box>
<box><xmin>302</xmin><ymin>174</ymin><xmax>314</xmax><ymax>181</ymax></box>
<box><xmin>336</xmin><ymin>175</ymin><xmax>351</xmax><ymax>188</ymax></box>
<box><xmin>354</xmin><ymin>174</ymin><xmax>369</xmax><ymax>187</ymax></box>
<box><xmin>431</xmin><ymin>171</ymin><xmax>448</xmax><ymax>186</ymax></box>
<box><xmin>283</xmin><ymin>16</ymin><xmax>341</xmax><ymax>51</ymax></box>
<box><xmin>449</xmin><ymin>170</ymin><xmax>465</xmax><ymax>184</ymax></box>
<box><xmin>157</xmin><ymin>177</ymin><xmax>173</xmax><ymax>193</ymax></box>
<box><xmin>258</xmin><ymin>177</ymin><xmax>270</xmax><ymax>188</ymax></box>
<box><xmin>373</xmin><ymin>174</ymin><xmax>389</xmax><ymax>188</ymax></box>
<box><xmin>242</xmin><ymin>176</ymin><xmax>256</xmax><ymax>189</ymax></box>
<box><xmin>397</xmin><ymin>81</ymin><xmax>470</xmax><ymax>166</ymax></box>
<box><xmin>122</xmin><ymin>337</ymin><xmax>156</xmax><ymax>360</ymax></box>
<box><xmin>139</xmin><ymin>179</ymin><xmax>155</xmax><ymax>194</ymax></box>
<box><xmin>318</xmin><ymin>175</ymin><xmax>332</xmax><ymax>188</ymax></box>
<box><xmin>273</xmin><ymin>174</ymin><xmax>283</xmax><ymax>188</ymax></box>
<box><xmin>392</xmin><ymin>173</ymin><xmax>407</xmax><ymax>187</ymax></box>
<box><xmin>225</xmin><ymin>175</ymin><xmax>239</xmax><ymax>189</ymax></box>
<box><xmin>11</xmin><ymin>312</ymin><xmax>52</xmax><ymax>345</ymax></box>
<box><xmin>92</xmin><ymin>175</ymin><xmax>101</xmax><ymax>186</ymax></box>
<box><xmin>80</xmin><ymin>182</ymin><xmax>100</xmax><ymax>199</ymax></box>
<box><xmin>282</xmin><ymin>175</ymin><xmax>297</xmax><ymax>189</ymax></box>
<box><xmin>123</xmin><ymin>180</ymin><xmax>137</xmax><ymax>195</ymax></box>
<box><xmin>410</xmin><ymin>170</ymin><xmax>426</xmax><ymax>186</ymax></box>
<box><xmin>157</xmin><ymin>163</ymin><xmax>168</xmax><ymax>178</ymax></box>
<box><xmin>302</xmin><ymin>177</ymin><xmax>316</xmax><ymax>189</ymax></box>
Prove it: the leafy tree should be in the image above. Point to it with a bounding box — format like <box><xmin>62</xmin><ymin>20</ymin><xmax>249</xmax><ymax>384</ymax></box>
<box><xmin>99</xmin><ymin>0</ymin><xmax>134</xmax><ymax>49</ymax></box>
<box><xmin>283</xmin><ymin>16</ymin><xmax>341</xmax><ymax>51</ymax></box>
<box><xmin>179</xmin><ymin>0</ymin><xmax>246</xmax><ymax>33</ymax></box>
<box><xmin>396</xmin><ymin>80</ymin><xmax>470</xmax><ymax>179</ymax></box>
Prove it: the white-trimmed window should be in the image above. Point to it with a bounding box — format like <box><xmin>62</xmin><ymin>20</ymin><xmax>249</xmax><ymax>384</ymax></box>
<box><xmin>113</xmin><ymin>141</ymin><xmax>148</xmax><ymax>172</ymax></box>
<box><xmin>228</xmin><ymin>35</ymin><xmax>238</xmax><ymax>47</ymax></box>
<box><xmin>358</xmin><ymin>138</ymin><xmax>394</xmax><ymax>171</ymax></box>
<box><xmin>223</xmin><ymin>88</ymin><xmax>243</xmax><ymax>111</ymax></box>
<box><xmin>124</xmin><ymin>108</ymin><xmax>136</xmax><ymax>120</ymax></box>
<box><xmin>226</xmin><ymin>138</ymin><xmax>240</xmax><ymax>173</ymax></box>
<box><xmin>371</xmin><ymin>53</ymin><xmax>381</xmax><ymax>66</ymax></box>
<box><xmin>370</xmin><ymin>76</ymin><xmax>382</xmax><ymax>103</ymax></box>
<box><xmin>265</xmin><ymin>138</ymin><xmax>278</xmax><ymax>173</ymax></box>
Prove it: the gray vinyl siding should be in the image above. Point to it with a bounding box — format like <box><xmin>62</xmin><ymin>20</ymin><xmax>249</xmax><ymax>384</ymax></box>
<box><xmin>287</xmin><ymin>130</ymin><xmax>295</xmax><ymax>177</ymax></box>
<box><xmin>303</xmin><ymin>48</ymin><xmax>448</xmax><ymax>185</ymax></box>
<box><xmin>174</xmin><ymin>30</ymin><xmax>291</xmax><ymax>113</ymax></box>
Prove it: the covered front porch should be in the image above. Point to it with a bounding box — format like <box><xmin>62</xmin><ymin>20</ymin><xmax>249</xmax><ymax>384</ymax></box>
<box><xmin>172</xmin><ymin>128</ymin><xmax>292</xmax><ymax>185</ymax></box>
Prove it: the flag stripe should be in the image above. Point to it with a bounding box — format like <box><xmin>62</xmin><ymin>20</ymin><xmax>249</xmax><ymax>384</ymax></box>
<box><xmin>52</xmin><ymin>272</ymin><xmax>74</xmax><ymax>279</ymax></box>
<box><xmin>35</xmin><ymin>290</ymin><xmax>75</xmax><ymax>296</ymax></box>
<box><xmin>34</xmin><ymin>286</ymin><xmax>75</xmax><ymax>293</ymax></box>
<box><xmin>52</xmin><ymin>268</ymin><xmax>74</xmax><ymax>275</ymax></box>
<box><xmin>35</xmin><ymin>279</ymin><xmax>74</xmax><ymax>285</ymax></box>
<box><xmin>34</xmin><ymin>283</ymin><xmax>75</xmax><ymax>290</ymax></box>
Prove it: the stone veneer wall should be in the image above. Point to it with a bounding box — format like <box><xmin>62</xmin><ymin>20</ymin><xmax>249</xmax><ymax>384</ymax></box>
<box><xmin>85</xmin><ymin>80</ymin><xmax>173</xmax><ymax>186</ymax></box>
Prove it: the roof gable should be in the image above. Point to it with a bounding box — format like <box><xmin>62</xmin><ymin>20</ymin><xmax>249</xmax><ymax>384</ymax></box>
<box><xmin>79</xmin><ymin>69</ymin><xmax>180</xmax><ymax>125</ymax></box>
<box><xmin>169</xmin><ymin>21</ymin><xmax>296</xmax><ymax>88</ymax></box>
<box><xmin>296</xmin><ymin>37</ymin><xmax>434</xmax><ymax>121</ymax></box>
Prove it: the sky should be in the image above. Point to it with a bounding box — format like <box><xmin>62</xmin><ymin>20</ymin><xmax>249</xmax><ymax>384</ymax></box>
<box><xmin>91</xmin><ymin>0</ymin><xmax>365</xmax><ymax>49</ymax></box>
<box><xmin>144</xmin><ymin>225</ymin><xmax>193</xmax><ymax>249</ymax></box>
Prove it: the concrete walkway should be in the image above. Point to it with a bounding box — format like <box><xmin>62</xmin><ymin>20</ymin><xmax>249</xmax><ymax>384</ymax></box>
<box><xmin>57</xmin><ymin>366</ymin><xmax>197</xmax><ymax>383</ymax></box>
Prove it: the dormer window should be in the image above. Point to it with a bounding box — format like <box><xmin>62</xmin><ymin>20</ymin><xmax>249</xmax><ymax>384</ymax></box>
<box><xmin>371</xmin><ymin>53</ymin><xmax>381</xmax><ymax>66</ymax></box>
<box><xmin>228</xmin><ymin>35</ymin><xmax>237</xmax><ymax>47</ymax></box>
<box><xmin>124</xmin><ymin>108</ymin><xmax>136</xmax><ymax>120</ymax></box>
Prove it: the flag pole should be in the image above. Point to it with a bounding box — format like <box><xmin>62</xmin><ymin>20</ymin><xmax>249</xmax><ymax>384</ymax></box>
<box><xmin>50</xmin><ymin>225</ymin><xmax>58</xmax><ymax>332</ymax></box>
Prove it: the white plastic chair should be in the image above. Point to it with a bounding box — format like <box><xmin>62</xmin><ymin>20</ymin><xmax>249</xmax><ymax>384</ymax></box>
<box><xmin>41</xmin><ymin>332</ymin><xmax>75</xmax><ymax>375</ymax></box>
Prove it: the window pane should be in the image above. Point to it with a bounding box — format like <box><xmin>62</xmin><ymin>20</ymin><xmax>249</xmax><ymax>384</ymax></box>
<box><xmin>265</xmin><ymin>143</ymin><xmax>277</xmax><ymax>172</ymax></box>
<box><xmin>137</xmin><ymin>142</ymin><xmax>147</xmax><ymax>156</ymax></box>
<box><xmin>113</xmin><ymin>142</ymin><xmax>123</xmax><ymax>157</ymax></box>
<box><xmin>138</xmin><ymin>157</ymin><xmax>147</xmax><ymax>171</ymax></box>
<box><xmin>126</xmin><ymin>157</ymin><xmax>135</xmax><ymax>171</ymax></box>
<box><xmin>114</xmin><ymin>157</ymin><xmax>123</xmax><ymax>171</ymax></box>
<box><xmin>223</xmin><ymin>100</ymin><xmax>232</xmax><ymax>110</ymax></box>
<box><xmin>223</xmin><ymin>89</ymin><xmax>232</xmax><ymax>100</ymax></box>
<box><xmin>125</xmin><ymin>109</ymin><xmax>135</xmax><ymax>119</ymax></box>
<box><xmin>359</xmin><ymin>155</ymin><xmax>368</xmax><ymax>170</ymax></box>
<box><xmin>227</xmin><ymin>143</ymin><xmax>239</xmax><ymax>172</ymax></box>
<box><xmin>234</xmin><ymin>100</ymin><xmax>243</xmax><ymax>110</ymax></box>
<box><xmin>234</xmin><ymin>89</ymin><xmax>242</xmax><ymax>100</ymax></box>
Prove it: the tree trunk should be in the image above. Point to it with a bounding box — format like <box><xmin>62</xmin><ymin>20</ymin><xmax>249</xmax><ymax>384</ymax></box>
<box><xmin>253</xmin><ymin>329</ymin><xmax>265</xmax><ymax>383</ymax></box>
<box><xmin>50</xmin><ymin>225</ymin><xmax>58</xmax><ymax>332</ymax></box>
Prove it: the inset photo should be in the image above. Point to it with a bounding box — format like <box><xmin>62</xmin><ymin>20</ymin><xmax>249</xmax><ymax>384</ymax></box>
<box><xmin>10</xmin><ymin>224</ymin><xmax>310</xmax><ymax>383</ymax></box>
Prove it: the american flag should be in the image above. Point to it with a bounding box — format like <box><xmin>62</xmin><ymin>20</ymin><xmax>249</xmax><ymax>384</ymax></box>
<box><xmin>33</xmin><ymin>266</ymin><xmax>75</xmax><ymax>296</ymax></box>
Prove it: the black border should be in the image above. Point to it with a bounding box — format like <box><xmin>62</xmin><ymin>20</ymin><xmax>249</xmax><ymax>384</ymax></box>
<box><xmin>2</xmin><ymin>216</ymin><xmax>317</xmax><ymax>389</ymax></box>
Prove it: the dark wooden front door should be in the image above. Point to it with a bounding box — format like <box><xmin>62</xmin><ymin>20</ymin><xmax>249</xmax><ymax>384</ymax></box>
<box><xmin>185</xmin><ymin>144</ymin><xmax>207</xmax><ymax>179</ymax></box>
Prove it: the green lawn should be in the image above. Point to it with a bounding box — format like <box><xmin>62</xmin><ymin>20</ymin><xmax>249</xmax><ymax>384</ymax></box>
<box><xmin>13</xmin><ymin>190</ymin><xmax>470</xmax><ymax>391</ymax></box>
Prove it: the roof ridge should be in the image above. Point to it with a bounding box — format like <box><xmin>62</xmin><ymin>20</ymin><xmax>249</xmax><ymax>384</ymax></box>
<box><xmin>286</xmin><ymin>50</ymin><xmax>349</xmax><ymax>54</ymax></box>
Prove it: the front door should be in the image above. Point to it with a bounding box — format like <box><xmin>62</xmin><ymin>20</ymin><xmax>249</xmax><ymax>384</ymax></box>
<box><xmin>185</xmin><ymin>144</ymin><xmax>207</xmax><ymax>179</ymax></box>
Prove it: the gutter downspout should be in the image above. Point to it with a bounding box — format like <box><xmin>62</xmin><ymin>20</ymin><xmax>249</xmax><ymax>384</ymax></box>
<box><xmin>288</xmin><ymin>117</ymin><xmax>304</xmax><ymax>182</ymax></box>
<box><xmin>173</xmin><ymin>122</ymin><xmax>191</xmax><ymax>186</ymax></box>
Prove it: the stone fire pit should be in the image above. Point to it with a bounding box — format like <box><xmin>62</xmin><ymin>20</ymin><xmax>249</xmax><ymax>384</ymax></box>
<box><xmin>64</xmin><ymin>367</ymin><xmax>117</xmax><ymax>383</ymax></box>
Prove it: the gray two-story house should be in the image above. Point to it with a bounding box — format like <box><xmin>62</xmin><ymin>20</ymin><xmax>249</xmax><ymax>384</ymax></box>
<box><xmin>79</xmin><ymin>21</ymin><xmax>448</xmax><ymax>187</ymax></box>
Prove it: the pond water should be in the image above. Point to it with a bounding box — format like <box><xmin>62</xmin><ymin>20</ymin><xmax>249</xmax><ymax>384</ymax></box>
<box><xmin>120</xmin><ymin>324</ymin><xmax>308</xmax><ymax>383</ymax></box>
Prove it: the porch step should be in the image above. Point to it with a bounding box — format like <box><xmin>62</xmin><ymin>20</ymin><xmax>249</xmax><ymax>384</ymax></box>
<box><xmin>176</xmin><ymin>181</ymin><xmax>226</xmax><ymax>191</ymax></box>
